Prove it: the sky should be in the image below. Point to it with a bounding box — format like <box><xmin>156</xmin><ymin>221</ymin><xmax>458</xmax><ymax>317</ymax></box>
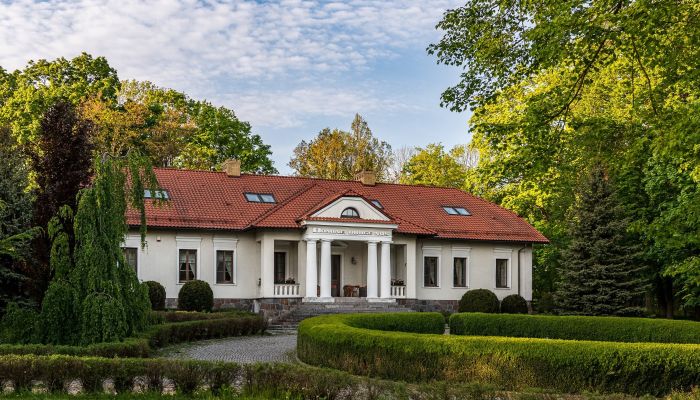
<box><xmin>0</xmin><ymin>0</ymin><xmax>470</xmax><ymax>173</ymax></box>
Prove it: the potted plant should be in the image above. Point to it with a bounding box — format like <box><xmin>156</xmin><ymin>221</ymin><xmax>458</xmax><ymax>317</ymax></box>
<box><xmin>285</xmin><ymin>277</ymin><xmax>296</xmax><ymax>284</ymax></box>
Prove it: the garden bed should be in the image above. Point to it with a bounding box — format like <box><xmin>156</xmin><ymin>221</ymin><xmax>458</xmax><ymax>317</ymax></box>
<box><xmin>297</xmin><ymin>312</ymin><xmax>700</xmax><ymax>396</ymax></box>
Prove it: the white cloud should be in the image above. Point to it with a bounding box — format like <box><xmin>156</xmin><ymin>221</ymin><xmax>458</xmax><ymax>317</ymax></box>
<box><xmin>0</xmin><ymin>0</ymin><xmax>462</xmax><ymax>128</ymax></box>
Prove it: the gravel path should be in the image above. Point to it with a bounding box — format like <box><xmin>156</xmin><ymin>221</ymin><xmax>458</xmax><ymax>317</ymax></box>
<box><xmin>163</xmin><ymin>331</ymin><xmax>297</xmax><ymax>364</ymax></box>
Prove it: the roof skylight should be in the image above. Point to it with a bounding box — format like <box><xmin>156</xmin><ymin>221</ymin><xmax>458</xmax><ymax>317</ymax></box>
<box><xmin>370</xmin><ymin>199</ymin><xmax>383</xmax><ymax>209</ymax></box>
<box><xmin>443</xmin><ymin>206</ymin><xmax>470</xmax><ymax>216</ymax></box>
<box><xmin>144</xmin><ymin>189</ymin><xmax>170</xmax><ymax>200</ymax></box>
<box><xmin>244</xmin><ymin>192</ymin><xmax>276</xmax><ymax>203</ymax></box>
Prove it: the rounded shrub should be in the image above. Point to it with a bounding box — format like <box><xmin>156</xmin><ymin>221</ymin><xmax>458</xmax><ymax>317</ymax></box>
<box><xmin>177</xmin><ymin>280</ymin><xmax>214</xmax><ymax>312</ymax></box>
<box><xmin>500</xmin><ymin>294</ymin><xmax>528</xmax><ymax>314</ymax></box>
<box><xmin>458</xmin><ymin>289</ymin><xmax>499</xmax><ymax>313</ymax></box>
<box><xmin>145</xmin><ymin>281</ymin><xmax>166</xmax><ymax>311</ymax></box>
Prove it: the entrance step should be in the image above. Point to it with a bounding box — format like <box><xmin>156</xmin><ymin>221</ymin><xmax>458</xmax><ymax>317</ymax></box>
<box><xmin>267</xmin><ymin>299</ymin><xmax>414</xmax><ymax>330</ymax></box>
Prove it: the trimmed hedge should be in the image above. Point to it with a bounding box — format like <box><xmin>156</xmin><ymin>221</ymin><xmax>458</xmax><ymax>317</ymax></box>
<box><xmin>449</xmin><ymin>313</ymin><xmax>700</xmax><ymax>343</ymax></box>
<box><xmin>343</xmin><ymin>312</ymin><xmax>444</xmax><ymax>334</ymax></box>
<box><xmin>153</xmin><ymin>310</ymin><xmax>254</xmax><ymax>324</ymax></box>
<box><xmin>298</xmin><ymin>313</ymin><xmax>700</xmax><ymax>396</ymax></box>
<box><xmin>145</xmin><ymin>281</ymin><xmax>166</xmax><ymax>311</ymax></box>
<box><xmin>458</xmin><ymin>289</ymin><xmax>499</xmax><ymax>313</ymax></box>
<box><xmin>500</xmin><ymin>294</ymin><xmax>528</xmax><ymax>314</ymax></box>
<box><xmin>177</xmin><ymin>280</ymin><xmax>213</xmax><ymax>312</ymax></box>
<box><xmin>0</xmin><ymin>313</ymin><xmax>265</xmax><ymax>358</ymax></box>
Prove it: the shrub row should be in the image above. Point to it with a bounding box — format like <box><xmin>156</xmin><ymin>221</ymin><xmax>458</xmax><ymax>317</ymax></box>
<box><xmin>152</xmin><ymin>310</ymin><xmax>254</xmax><ymax>324</ymax></box>
<box><xmin>0</xmin><ymin>354</ymin><xmax>632</xmax><ymax>399</ymax></box>
<box><xmin>458</xmin><ymin>289</ymin><xmax>529</xmax><ymax>314</ymax></box>
<box><xmin>343</xmin><ymin>312</ymin><xmax>445</xmax><ymax>334</ymax></box>
<box><xmin>449</xmin><ymin>313</ymin><xmax>700</xmax><ymax>344</ymax></box>
<box><xmin>297</xmin><ymin>314</ymin><xmax>700</xmax><ymax>396</ymax></box>
<box><xmin>0</xmin><ymin>314</ymin><xmax>265</xmax><ymax>358</ymax></box>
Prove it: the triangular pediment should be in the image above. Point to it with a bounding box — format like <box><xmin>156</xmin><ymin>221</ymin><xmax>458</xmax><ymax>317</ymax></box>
<box><xmin>310</xmin><ymin>195</ymin><xmax>391</xmax><ymax>221</ymax></box>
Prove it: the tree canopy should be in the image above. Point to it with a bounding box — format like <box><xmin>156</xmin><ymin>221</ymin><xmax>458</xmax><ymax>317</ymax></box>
<box><xmin>289</xmin><ymin>114</ymin><xmax>392</xmax><ymax>181</ymax></box>
<box><xmin>399</xmin><ymin>143</ymin><xmax>473</xmax><ymax>188</ymax></box>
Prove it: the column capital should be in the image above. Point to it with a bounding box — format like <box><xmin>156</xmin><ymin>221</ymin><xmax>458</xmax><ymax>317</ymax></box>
<box><xmin>367</xmin><ymin>240</ymin><xmax>379</xmax><ymax>245</ymax></box>
<box><xmin>305</xmin><ymin>238</ymin><xmax>318</xmax><ymax>243</ymax></box>
<box><xmin>320</xmin><ymin>238</ymin><xmax>333</xmax><ymax>243</ymax></box>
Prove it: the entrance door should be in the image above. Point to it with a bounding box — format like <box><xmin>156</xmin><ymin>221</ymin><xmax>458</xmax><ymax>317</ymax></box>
<box><xmin>331</xmin><ymin>254</ymin><xmax>341</xmax><ymax>297</ymax></box>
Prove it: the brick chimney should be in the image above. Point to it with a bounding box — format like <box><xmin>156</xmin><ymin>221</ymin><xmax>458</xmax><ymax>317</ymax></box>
<box><xmin>355</xmin><ymin>170</ymin><xmax>376</xmax><ymax>186</ymax></box>
<box><xmin>222</xmin><ymin>159</ymin><xmax>241</xmax><ymax>177</ymax></box>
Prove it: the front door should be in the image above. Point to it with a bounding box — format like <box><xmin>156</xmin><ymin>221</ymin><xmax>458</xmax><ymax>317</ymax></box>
<box><xmin>331</xmin><ymin>254</ymin><xmax>341</xmax><ymax>297</ymax></box>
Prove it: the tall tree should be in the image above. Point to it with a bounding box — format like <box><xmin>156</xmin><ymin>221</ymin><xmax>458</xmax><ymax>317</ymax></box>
<box><xmin>555</xmin><ymin>166</ymin><xmax>648</xmax><ymax>316</ymax></box>
<box><xmin>289</xmin><ymin>114</ymin><xmax>392</xmax><ymax>181</ymax></box>
<box><xmin>400</xmin><ymin>143</ymin><xmax>472</xmax><ymax>187</ymax></box>
<box><xmin>29</xmin><ymin>101</ymin><xmax>94</xmax><ymax>303</ymax></box>
<box><xmin>0</xmin><ymin>127</ymin><xmax>37</xmax><ymax>312</ymax></box>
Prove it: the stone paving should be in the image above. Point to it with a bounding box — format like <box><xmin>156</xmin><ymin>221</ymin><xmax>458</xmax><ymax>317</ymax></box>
<box><xmin>163</xmin><ymin>331</ymin><xmax>297</xmax><ymax>364</ymax></box>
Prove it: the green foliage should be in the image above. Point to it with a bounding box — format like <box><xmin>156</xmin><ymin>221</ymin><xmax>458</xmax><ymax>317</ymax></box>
<box><xmin>36</xmin><ymin>281</ymin><xmax>77</xmax><ymax>345</ymax></box>
<box><xmin>177</xmin><ymin>280</ymin><xmax>214</xmax><ymax>312</ymax></box>
<box><xmin>399</xmin><ymin>143</ymin><xmax>472</xmax><ymax>187</ymax></box>
<box><xmin>154</xmin><ymin>310</ymin><xmax>255</xmax><ymax>323</ymax></box>
<box><xmin>556</xmin><ymin>166</ymin><xmax>648</xmax><ymax>316</ymax></box>
<box><xmin>535</xmin><ymin>292</ymin><xmax>556</xmax><ymax>314</ymax></box>
<box><xmin>458</xmin><ymin>289</ymin><xmax>499</xmax><ymax>313</ymax></box>
<box><xmin>298</xmin><ymin>314</ymin><xmax>700</xmax><ymax>396</ymax></box>
<box><xmin>449</xmin><ymin>313</ymin><xmax>700</xmax><ymax>344</ymax></box>
<box><xmin>0</xmin><ymin>303</ymin><xmax>38</xmax><ymax>344</ymax></box>
<box><xmin>500</xmin><ymin>294</ymin><xmax>528</xmax><ymax>314</ymax></box>
<box><xmin>343</xmin><ymin>312</ymin><xmax>444</xmax><ymax>334</ymax></box>
<box><xmin>289</xmin><ymin>114</ymin><xmax>393</xmax><ymax>181</ymax></box>
<box><xmin>144</xmin><ymin>281</ymin><xmax>166</xmax><ymax>311</ymax></box>
<box><xmin>147</xmin><ymin>315</ymin><xmax>266</xmax><ymax>348</ymax></box>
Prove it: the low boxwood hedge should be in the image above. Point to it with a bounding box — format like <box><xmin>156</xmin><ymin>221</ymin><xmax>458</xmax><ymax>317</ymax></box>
<box><xmin>297</xmin><ymin>313</ymin><xmax>700</xmax><ymax>396</ymax></box>
<box><xmin>343</xmin><ymin>312</ymin><xmax>445</xmax><ymax>334</ymax></box>
<box><xmin>449</xmin><ymin>313</ymin><xmax>700</xmax><ymax>343</ymax></box>
<box><xmin>0</xmin><ymin>313</ymin><xmax>265</xmax><ymax>358</ymax></box>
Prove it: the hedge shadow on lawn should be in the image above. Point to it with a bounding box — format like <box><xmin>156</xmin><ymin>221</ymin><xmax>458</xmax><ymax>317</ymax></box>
<box><xmin>297</xmin><ymin>312</ymin><xmax>700</xmax><ymax>397</ymax></box>
<box><xmin>449</xmin><ymin>313</ymin><xmax>700</xmax><ymax>343</ymax></box>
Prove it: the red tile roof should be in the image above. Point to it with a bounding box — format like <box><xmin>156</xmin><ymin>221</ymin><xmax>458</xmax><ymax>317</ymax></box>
<box><xmin>126</xmin><ymin>168</ymin><xmax>549</xmax><ymax>244</ymax></box>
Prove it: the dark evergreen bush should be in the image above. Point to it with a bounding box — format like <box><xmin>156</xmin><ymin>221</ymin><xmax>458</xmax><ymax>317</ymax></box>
<box><xmin>458</xmin><ymin>289</ymin><xmax>499</xmax><ymax>313</ymax></box>
<box><xmin>0</xmin><ymin>303</ymin><xmax>38</xmax><ymax>344</ymax></box>
<box><xmin>536</xmin><ymin>292</ymin><xmax>556</xmax><ymax>314</ymax></box>
<box><xmin>177</xmin><ymin>280</ymin><xmax>213</xmax><ymax>312</ymax></box>
<box><xmin>500</xmin><ymin>294</ymin><xmax>528</xmax><ymax>314</ymax></box>
<box><xmin>145</xmin><ymin>281</ymin><xmax>166</xmax><ymax>311</ymax></box>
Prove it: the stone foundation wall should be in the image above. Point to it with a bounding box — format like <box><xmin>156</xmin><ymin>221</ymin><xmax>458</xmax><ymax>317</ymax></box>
<box><xmin>165</xmin><ymin>298</ymin><xmax>256</xmax><ymax>312</ymax></box>
<box><xmin>397</xmin><ymin>299</ymin><xmax>460</xmax><ymax>313</ymax></box>
<box><xmin>256</xmin><ymin>298</ymin><xmax>304</xmax><ymax>321</ymax></box>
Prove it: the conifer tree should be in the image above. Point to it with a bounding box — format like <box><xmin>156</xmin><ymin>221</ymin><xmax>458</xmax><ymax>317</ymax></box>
<box><xmin>555</xmin><ymin>165</ymin><xmax>649</xmax><ymax>316</ymax></box>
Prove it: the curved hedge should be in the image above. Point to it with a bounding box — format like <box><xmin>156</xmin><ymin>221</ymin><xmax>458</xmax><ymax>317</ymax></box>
<box><xmin>449</xmin><ymin>313</ymin><xmax>700</xmax><ymax>343</ymax></box>
<box><xmin>298</xmin><ymin>313</ymin><xmax>700</xmax><ymax>396</ymax></box>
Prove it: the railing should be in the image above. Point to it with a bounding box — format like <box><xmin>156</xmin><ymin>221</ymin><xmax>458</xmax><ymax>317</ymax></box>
<box><xmin>274</xmin><ymin>283</ymin><xmax>301</xmax><ymax>297</ymax></box>
<box><xmin>390</xmin><ymin>285</ymin><xmax>406</xmax><ymax>298</ymax></box>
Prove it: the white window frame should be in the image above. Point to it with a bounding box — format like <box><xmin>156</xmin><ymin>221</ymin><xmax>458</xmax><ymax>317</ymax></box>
<box><xmin>122</xmin><ymin>234</ymin><xmax>143</xmax><ymax>280</ymax></box>
<box><xmin>176</xmin><ymin>236</ymin><xmax>201</xmax><ymax>284</ymax></box>
<box><xmin>213</xmin><ymin>238</ymin><xmax>238</xmax><ymax>285</ymax></box>
<box><xmin>493</xmin><ymin>248</ymin><xmax>513</xmax><ymax>290</ymax></box>
<box><xmin>422</xmin><ymin>245</ymin><xmax>442</xmax><ymax>288</ymax></box>
<box><xmin>451</xmin><ymin>246</ymin><xmax>471</xmax><ymax>289</ymax></box>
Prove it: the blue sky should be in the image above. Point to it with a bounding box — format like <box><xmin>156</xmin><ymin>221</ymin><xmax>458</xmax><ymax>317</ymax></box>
<box><xmin>0</xmin><ymin>0</ymin><xmax>470</xmax><ymax>173</ymax></box>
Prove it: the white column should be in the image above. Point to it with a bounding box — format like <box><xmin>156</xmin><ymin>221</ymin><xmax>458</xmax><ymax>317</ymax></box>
<box><xmin>405</xmin><ymin>240</ymin><xmax>417</xmax><ymax>298</ymax></box>
<box><xmin>260</xmin><ymin>236</ymin><xmax>275</xmax><ymax>298</ymax></box>
<box><xmin>305</xmin><ymin>239</ymin><xmax>318</xmax><ymax>298</ymax></box>
<box><xmin>366</xmin><ymin>241</ymin><xmax>378</xmax><ymax>298</ymax></box>
<box><xmin>380</xmin><ymin>241</ymin><xmax>392</xmax><ymax>298</ymax></box>
<box><xmin>319</xmin><ymin>239</ymin><xmax>332</xmax><ymax>298</ymax></box>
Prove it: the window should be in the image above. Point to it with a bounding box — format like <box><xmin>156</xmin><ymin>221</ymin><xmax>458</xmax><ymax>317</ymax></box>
<box><xmin>341</xmin><ymin>207</ymin><xmax>360</xmax><ymax>218</ymax></box>
<box><xmin>216</xmin><ymin>250</ymin><xmax>234</xmax><ymax>284</ymax></box>
<box><xmin>496</xmin><ymin>258</ymin><xmax>509</xmax><ymax>288</ymax></box>
<box><xmin>122</xmin><ymin>247</ymin><xmax>138</xmax><ymax>274</ymax></box>
<box><xmin>144</xmin><ymin>189</ymin><xmax>169</xmax><ymax>200</ymax></box>
<box><xmin>274</xmin><ymin>252</ymin><xmax>286</xmax><ymax>284</ymax></box>
<box><xmin>424</xmin><ymin>256</ymin><xmax>439</xmax><ymax>287</ymax></box>
<box><xmin>179</xmin><ymin>249</ymin><xmax>197</xmax><ymax>282</ymax></box>
<box><xmin>244</xmin><ymin>192</ymin><xmax>276</xmax><ymax>203</ymax></box>
<box><xmin>370</xmin><ymin>199</ymin><xmax>383</xmax><ymax>209</ymax></box>
<box><xmin>453</xmin><ymin>257</ymin><xmax>467</xmax><ymax>287</ymax></box>
<box><xmin>443</xmin><ymin>206</ymin><xmax>470</xmax><ymax>216</ymax></box>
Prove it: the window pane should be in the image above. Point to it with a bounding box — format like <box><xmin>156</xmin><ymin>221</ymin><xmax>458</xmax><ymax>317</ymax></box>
<box><xmin>455</xmin><ymin>207</ymin><xmax>470</xmax><ymax>215</ymax></box>
<box><xmin>453</xmin><ymin>257</ymin><xmax>467</xmax><ymax>287</ymax></box>
<box><xmin>443</xmin><ymin>207</ymin><xmax>458</xmax><ymax>215</ymax></box>
<box><xmin>424</xmin><ymin>256</ymin><xmax>438</xmax><ymax>287</ymax></box>
<box><xmin>274</xmin><ymin>252</ymin><xmax>286</xmax><ymax>284</ymax></box>
<box><xmin>371</xmin><ymin>199</ymin><xmax>383</xmax><ymax>208</ymax></box>
<box><xmin>122</xmin><ymin>247</ymin><xmax>138</xmax><ymax>274</ymax></box>
<box><xmin>244</xmin><ymin>193</ymin><xmax>260</xmax><ymax>202</ymax></box>
<box><xmin>260</xmin><ymin>194</ymin><xmax>276</xmax><ymax>203</ymax></box>
<box><xmin>341</xmin><ymin>207</ymin><xmax>360</xmax><ymax>218</ymax></box>
<box><xmin>179</xmin><ymin>249</ymin><xmax>197</xmax><ymax>283</ymax></box>
<box><xmin>496</xmin><ymin>258</ymin><xmax>508</xmax><ymax>288</ymax></box>
<box><xmin>216</xmin><ymin>250</ymin><xmax>234</xmax><ymax>284</ymax></box>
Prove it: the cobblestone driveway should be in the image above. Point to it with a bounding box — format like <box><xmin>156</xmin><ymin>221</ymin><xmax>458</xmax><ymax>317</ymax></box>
<box><xmin>164</xmin><ymin>331</ymin><xmax>297</xmax><ymax>364</ymax></box>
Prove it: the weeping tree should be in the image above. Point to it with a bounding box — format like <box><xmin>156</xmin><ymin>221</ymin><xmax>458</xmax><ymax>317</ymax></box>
<box><xmin>38</xmin><ymin>152</ymin><xmax>158</xmax><ymax>345</ymax></box>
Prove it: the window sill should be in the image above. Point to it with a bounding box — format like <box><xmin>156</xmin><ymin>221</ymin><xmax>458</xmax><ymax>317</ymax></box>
<box><xmin>422</xmin><ymin>286</ymin><xmax>441</xmax><ymax>289</ymax></box>
<box><xmin>452</xmin><ymin>286</ymin><xmax>469</xmax><ymax>289</ymax></box>
<box><xmin>214</xmin><ymin>283</ymin><xmax>237</xmax><ymax>286</ymax></box>
<box><xmin>494</xmin><ymin>287</ymin><xmax>512</xmax><ymax>290</ymax></box>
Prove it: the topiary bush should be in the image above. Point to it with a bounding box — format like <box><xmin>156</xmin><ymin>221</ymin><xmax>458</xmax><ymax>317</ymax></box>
<box><xmin>177</xmin><ymin>280</ymin><xmax>213</xmax><ymax>312</ymax></box>
<box><xmin>458</xmin><ymin>289</ymin><xmax>499</xmax><ymax>313</ymax></box>
<box><xmin>500</xmin><ymin>294</ymin><xmax>528</xmax><ymax>314</ymax></box>
<box><xmin>145</xmin><ymin>281</ymin><xmax>166</xmax><ymax>311</ymax></box>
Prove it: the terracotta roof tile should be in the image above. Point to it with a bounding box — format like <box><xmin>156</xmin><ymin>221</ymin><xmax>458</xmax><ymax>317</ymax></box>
<box><xmin>125</xmin><ymin>168</ymin><xmax>549</xmax><ymax>244</ymax></box>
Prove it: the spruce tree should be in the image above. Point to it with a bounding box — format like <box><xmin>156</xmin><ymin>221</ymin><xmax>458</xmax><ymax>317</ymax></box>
<box><xmin>555</xmin><ymin>165</ymin><xmax>649</xmax><ymax>316</ymax></box>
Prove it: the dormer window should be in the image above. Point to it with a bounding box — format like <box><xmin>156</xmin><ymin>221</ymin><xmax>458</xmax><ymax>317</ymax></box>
<box><xmin>370</xmin><ymin>199</ymin><xmax>383</xmax><ymax>209</ymax></box>
<box><xmin>244</xmin><ymin>192</ymin><xmax>276</xmax><ymax>203</ymax></box>
<box><xmin>144</xmin><ymin>189</ymin><xmax>169</xmax><ymax>200</ymax></box>
<box><xmin>341</xmin><ymin>207</ymin><xmax>360</xmax><ymax>218</ymax></box>
<box><xmin>443</xmin><ymin>206</ymin><xmax>470</xmax><ymax>216</ymax></box>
